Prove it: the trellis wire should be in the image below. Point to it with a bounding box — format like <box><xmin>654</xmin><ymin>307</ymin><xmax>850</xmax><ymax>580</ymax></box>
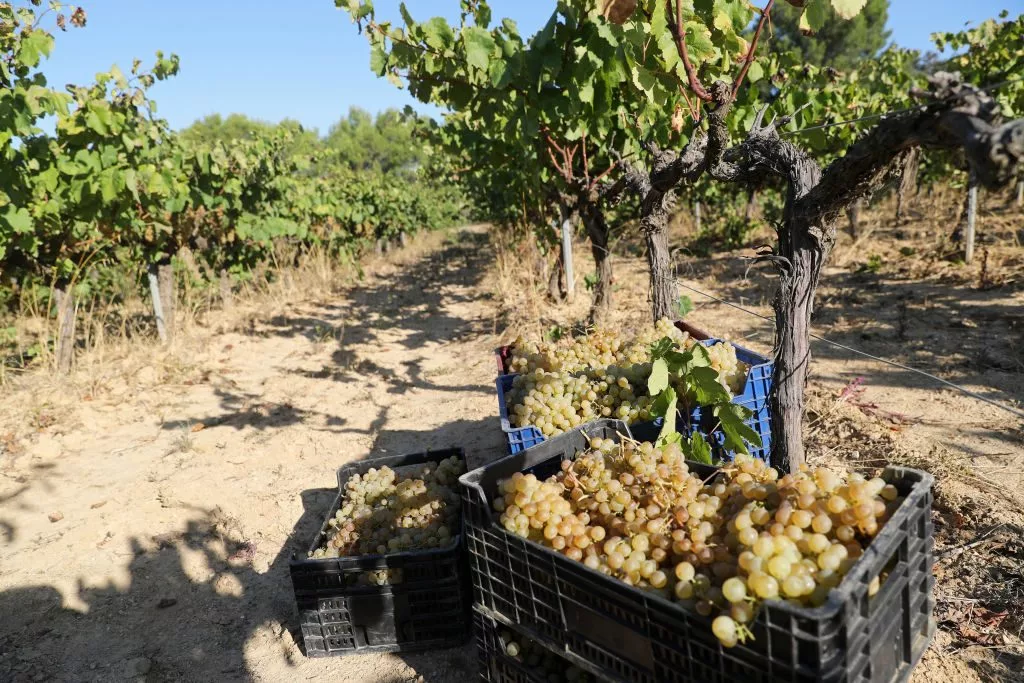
<box><xmin>671</xmin><ymin>278</ymin><xmax>1024</xmax><ymax>421</ymax></box>
<box><xmin>780</xmin><ymin>74</ymin><xmax>1024</xmax><ymax>137</ymax></box>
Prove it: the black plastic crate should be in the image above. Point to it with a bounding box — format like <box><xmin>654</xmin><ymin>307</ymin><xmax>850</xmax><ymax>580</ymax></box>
<box><xmin>459</xmin><ymin>421</ymin><xmax>935</xmax><ymax>683</ymax></box>
<box><xmin>475</xmin><ymin>607</ymin><xmax>598</xmax><ymax>683</ymax></box>
<box><xmin>290</xmin><ymin>448</ymin><xmax>472</xmax><ymax>656</ymax></box>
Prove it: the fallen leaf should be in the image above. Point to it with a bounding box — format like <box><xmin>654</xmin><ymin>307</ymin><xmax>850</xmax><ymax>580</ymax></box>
<box><xmin>190</xmin><ymin>423</ymin><xmax>205</xmax><ymax>433</ymax></box>
<box><xmin>90</xmin><ymin>501</ymin><xmax>107</xmax><ymax>509</ymax></box>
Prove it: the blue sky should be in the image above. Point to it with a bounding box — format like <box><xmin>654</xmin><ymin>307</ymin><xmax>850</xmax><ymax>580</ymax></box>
<box><xmin>37</xmin><ymin>1</ymin><xmax>1015</xmax><ymax>135</ymax></box>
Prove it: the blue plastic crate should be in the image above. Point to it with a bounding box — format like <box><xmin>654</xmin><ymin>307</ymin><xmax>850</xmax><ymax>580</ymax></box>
<box><xmin>496</xmin><ymin>338</ymin><xmax>773</xmax><ymax>460</ymax></box>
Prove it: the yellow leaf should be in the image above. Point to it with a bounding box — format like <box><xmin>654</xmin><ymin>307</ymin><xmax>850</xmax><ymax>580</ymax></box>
<box><xmin>601</xmin><ymin>0</ymin><xmax>637</xmax><ymax>24</ymax></box>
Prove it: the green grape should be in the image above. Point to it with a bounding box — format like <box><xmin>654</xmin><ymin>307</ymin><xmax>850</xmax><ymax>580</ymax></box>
<box><xmin>490</xmin><ymin>441</ymin><xmax>900</xmax><ymax>649</ymax></box>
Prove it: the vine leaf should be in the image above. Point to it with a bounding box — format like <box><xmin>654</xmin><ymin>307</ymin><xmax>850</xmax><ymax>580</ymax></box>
<box><xmin>687</xmin><ymin>432</ymin><xmax>713</xmax><ymax>465</ymax></box>
<box><xmin>648</xmin><ymin>357</ymin><xmax>670</xmax><ymax>394</ymax></box>
<box><xmin>463</xmin><ymin>27</ymin><xmax>495</xmax><ymax>72</ymax></box>
<box><xmin>831</xmin><ymin>0</ymin><xmax>868</xmax><ymax>20</ymax></box>
<box><xmin>690</xmin><ymin>366</ymin><xmax>730</xmax><ymax>405</ymax></box>
<box><xmin>715</xmin><ymin>403</ymin><xmax>760</xmax><ymax>455</ymax></box>
<box><xmin>1</xmin><ymin>207</ymin><xmax>32</xmax><ymax>234</ymax></box>
<box><xmin>802</xmin><ymin>1</ymin><xmax>829</xmax><ymax>32</ymax></box>
<box><xmin>653</xmin><ymin>386</ymin><xmax>678</xmax><ymax>444</ymax></box>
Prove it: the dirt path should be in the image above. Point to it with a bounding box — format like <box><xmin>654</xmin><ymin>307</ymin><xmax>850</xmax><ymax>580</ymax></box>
<box><xmin>0</xmin><ymin>227</ymin><xmax>506</xmax><ymax>682</ymax></box>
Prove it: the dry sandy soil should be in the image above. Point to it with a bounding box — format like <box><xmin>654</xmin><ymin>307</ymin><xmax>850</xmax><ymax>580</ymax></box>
<box><xmin>0</xmin><ymin>210</ymin><xmax>1021</xmax><ymax>682</ymax></box>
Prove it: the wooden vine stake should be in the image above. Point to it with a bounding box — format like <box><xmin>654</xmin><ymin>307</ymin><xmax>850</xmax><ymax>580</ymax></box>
<box><xmin>53</xmin><ymin>287</ymin><xmax>77</xmax><ymax>374</ymax></box>
<box><xmin>964</xmin><ymin>173</ymin><xmax>978</xmax><ymax>264</ymax></box>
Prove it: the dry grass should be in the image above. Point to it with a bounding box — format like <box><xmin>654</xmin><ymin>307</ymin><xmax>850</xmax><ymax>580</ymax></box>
<box><xmin>0</xmin><ymin>229</ymin><xmax>460</xmax><ymax>444</ymax></box>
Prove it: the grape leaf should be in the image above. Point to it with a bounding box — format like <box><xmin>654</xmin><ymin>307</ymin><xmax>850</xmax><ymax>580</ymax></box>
<box><xmin>369</xmin><ymin>44</ymin><xmax>387</xmax><ymax>76</ymax></box>
<box><xmin>687</xmin><ymin>432</ymin><xmax>713</xmax><ymax>465</ymax></box>
<box><xmin>690</xmin><ymin>366</ymin><xmax>731</xmax><ymax>404</ymax></box>
<box><xmin>690</xmin><ymin>343</ymin><xmax>711</xmax><ymax>367</ymax></box>
<box><xmin>1</xmin><ymin>206</ymin><xmax>33</xmax><ymax>234</ymax></box>
<box><xmin>648</xmin><ymin>357</ymin><xmax>670</xmax><ymax>394</ymax></box>
<box><xmin>802</xmin><ymin>1</ymin><xmax>829</xmax><ymax>32</ymax></box>
<box><xmin>746</xmin><ymin>61</ymin><xmax>764</xmax><ymax>83</ymax></box>
<box><xmin>422</xmin><ymin>17</ymin><xmax>453</xmax><ymax>50</ymax></box>
<box><xmin>649</xmin><ymin>336</ymin><xmax>675</xmax><ymax>360</ymax></box>
<box><xmin>715</xmin><ymin>403</ymin><xmax>760</xmax><ymax>455</ymax></box>
<box><xmin>653</xmin><ymin>386</ymin><xmax>678</xmax><ymax>444</ymax></box>
<box><xmin>713</xmin><ymin>11</ymin><xmax>733</xmax><ymax>32</ymax></box>
<box><xmin>463</xmin><ymin>26</ymin><xmax>495</xmax><ymax>72</ymax></box>
<box><xmin>673</xmin><ymin>295</ymin><xmax>694</xmax><ymax>318</ymax></box>
<box><xmin>831</xmin><ymin>0</ymin><xmax>867</xmax><ymax>20</ymax></box>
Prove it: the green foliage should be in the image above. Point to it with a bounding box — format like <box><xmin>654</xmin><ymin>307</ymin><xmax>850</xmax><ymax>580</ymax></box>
<box><xmin>858</xmin><ymin>254</ymin><xmax>883</xmax><ymax>273</ymax></box>
<box><xmin>322</xmin><ymin>107</ymin><xmax>431</xmax><ymax>174</ymax></box>
<box><xmin>672</xmin><ymin>295</ymin><xmax>694</xmax><ymax>318</ymax></box>
<box><xmin>765</xmin><ymin>0</ymin><xmax>891</xmax><ymax>70</ymax></box>
<box><xmin>647</xmin><ymin>336</ymin><xmax>761</xmax><ymax>457</ymax></box>
<box><xmin>0</xmin><ymin>3</ymin><xmax>467</xmax><ymax>309</ymax></box>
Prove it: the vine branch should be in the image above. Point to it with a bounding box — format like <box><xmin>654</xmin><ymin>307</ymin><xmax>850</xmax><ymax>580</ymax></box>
<box><xmin>670</xmin><ymin>0</ymin><xmax>711</xmax><ymax>102</ymax></box>
<box><xmin>732</xmin><ymin>0</ymin><xmax>775</xmax><ymax>99</ymax></box>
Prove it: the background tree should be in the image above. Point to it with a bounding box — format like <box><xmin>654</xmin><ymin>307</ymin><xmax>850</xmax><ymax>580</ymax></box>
<box><xmin>343</xmin><ymin>2</ymin><xmax>638</xmax><ymax>319</ymax></box>
<box><xmin>323</xmin><ymin>107</ymin><xmax>426</xmax><ymax>174</ymax></box>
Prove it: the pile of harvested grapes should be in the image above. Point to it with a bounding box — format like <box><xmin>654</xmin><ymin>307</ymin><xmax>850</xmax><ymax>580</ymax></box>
<box><xmin>493</xmin><ymin>437</ymin><xmax>900</xmax><ymax>646</ymax></box>
<box><xmin>505</xmin><ymin>319</ymin><xmax>748</xmax><ymax>437</ymax></box>
<box><xmin>310</xmin><ymin>455</ymin><xmax>466</xmax><ymax>562</ymax></box>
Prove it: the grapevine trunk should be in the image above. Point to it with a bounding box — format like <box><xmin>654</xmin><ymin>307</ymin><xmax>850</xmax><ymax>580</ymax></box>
<box><xmin>581</xmin><ymin>203</ymin><xmax>612</xmax><ymax>319</ymax></box>
<box><xmin>645</xmin><ymin>227</ymin><xmax>674</xmax><ymax>322</ymax></box>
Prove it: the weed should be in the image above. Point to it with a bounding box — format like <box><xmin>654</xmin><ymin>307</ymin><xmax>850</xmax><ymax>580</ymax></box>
<box><xmin>859</xmin><ymin>254</ymin><xmax>884</xmax><ymax>273</ymax></box>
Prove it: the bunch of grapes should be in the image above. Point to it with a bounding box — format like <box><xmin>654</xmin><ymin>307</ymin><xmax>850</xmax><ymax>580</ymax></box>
<box><xmin>496</xmin><ymin>628</ymin><xmax>593</xmax><ymax>681</ymax></box>
<box><xmin>508</xmin><ymin>318</ymin><xmax>685</xmax><ymax>375</ymax></box>
<box><xmin>505</xmin><ymin>319</ymin><xmax>749</xmax><ymax>438</ymax></box>
<box><xmin>310</xmin><ymin>456</ymin><xmax>466</xmax><ymax>568</ymax></box>
<box><xmin>493</xmin><ymin>439</ymin><xmax>901</xmax><ymax>647</ymax></box>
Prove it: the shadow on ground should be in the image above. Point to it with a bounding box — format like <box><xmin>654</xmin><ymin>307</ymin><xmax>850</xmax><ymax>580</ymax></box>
<box><xmin>671</xmin><ymin>242</ymin><xmax>1022</xmax><ymax>404</ymax></box>
<box><xmin>1</xmin><ymin>228</ymin><xmax>512</xmax><ymax>682</ymax></box>
<box><xmin>0</xmin><ymin>415</ymin><xmax>507</xmax><ymax>683</ymax></box>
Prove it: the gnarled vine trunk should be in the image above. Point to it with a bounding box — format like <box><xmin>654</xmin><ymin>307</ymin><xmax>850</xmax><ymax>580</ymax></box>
<box><xmin>765</xmin><ymin>151</ymin><xmax>830</xmax><ymax>473</ymax></box>
<box><xmin>640</xmin><ymin>189</ymin><xmax>678</xmax><ymax>322</ymax></box>
<box><xmin>580</xmin><ymin>202</ymin><xmax>612</xmax><ymax>320</ymax></box>
<box><xmin>547</xmin><ymin>246</ymin><xmax>567</xmax><ymax>302</ymax></box>
<box><xmin>770</xmin><ymin>217</ymin><xmax>834</xmax><ymax>472</ymax></box>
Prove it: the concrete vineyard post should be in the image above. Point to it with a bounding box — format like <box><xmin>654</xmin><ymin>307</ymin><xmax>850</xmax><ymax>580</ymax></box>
<box><xmin>148</xmin><ymin>264</ymin><xmax>167</xmax><ymax>343</ymax></box>
<box><xmin>561</xmin><ymin>216</ymin><xmax>575</xmax><ymax>301</ymax></box>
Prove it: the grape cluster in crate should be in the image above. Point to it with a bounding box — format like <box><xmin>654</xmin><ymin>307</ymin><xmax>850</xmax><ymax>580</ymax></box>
<box><xmin>496</xmin><ymin>320</ymin><xmax>774</xmax><ymax>459</ymax></box>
